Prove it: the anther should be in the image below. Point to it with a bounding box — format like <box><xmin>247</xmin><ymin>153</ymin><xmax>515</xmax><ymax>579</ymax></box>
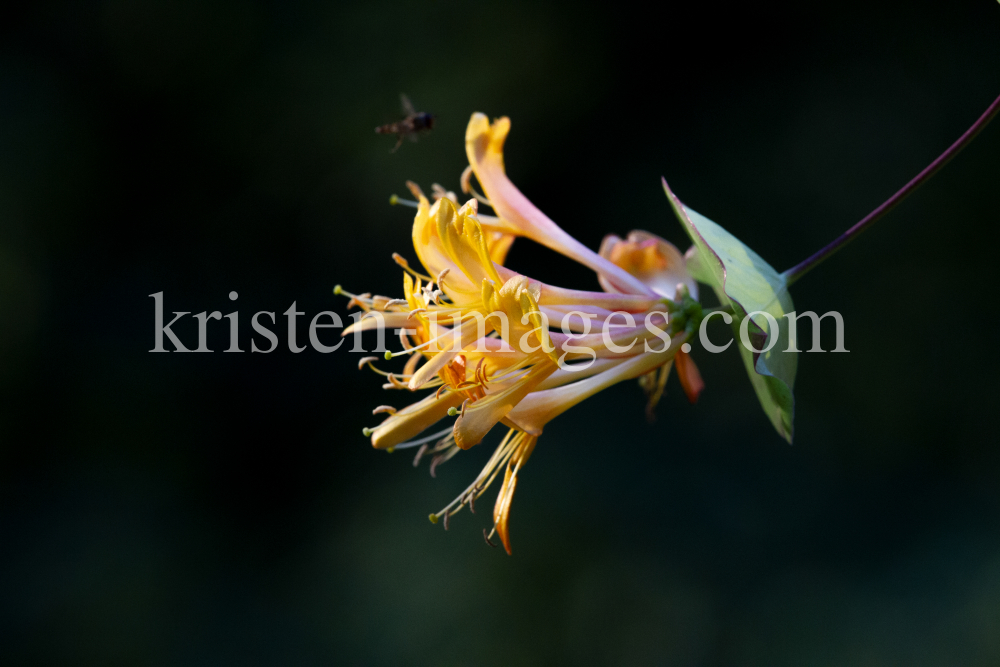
<box><xmin>467</xmin><ymin>491</ymin><xmax>476</xmax><ymax>514</ymax></box>
<box><xmin>443</xmin><ymin>511</ymin><xmax>450</xmax><ymax>531</ymax></box>
<box><xmin>460</xmin><ymin>398</ymin><xmax>470</xmax><ymax>418</ymax></box>
<box><xmin>405</xmin><ymin>180</ymin><xmax>425</xmax><ymax>199</ymax></box>
<box><xmin>460</xmin><ymin>165</ymin><xmax>474</xmax><ymax>193</ymax></box>
<box><xmin>459</xmin><ymin>166</ymin><xmax>492</xmax><ymax>207</ymax></box>
<box><xmin>357</xmin><ymin>356</ymin><xmax>378</xmax><ymax>370</ymax></box>
<box><xmin>392</xmin><ymin>253</ymin><xmax>409</xmax><ymax>268</ymax></box>
<box><xmin>436</xmin><ymin>268</ymin><xmax>450</xmax><ymax>287</ymax></box>
<box><xmin>483</xmin><ymin>528</ymin><xmax>498</xmax><ymax>548</ymax></box>
<box><xmin>372</xmin><ymin>405</ymin><xmax>397</xmax><ymax>415</ymax></box>
<box><xmin>384</xmin><ymin>299</ymin><xmax>408</xmax><ymax>309</ymax></box>
<box><xmin>412</xmin><ymin>443</ymin><xmax>428</xmax><ymax>467</ymax></box>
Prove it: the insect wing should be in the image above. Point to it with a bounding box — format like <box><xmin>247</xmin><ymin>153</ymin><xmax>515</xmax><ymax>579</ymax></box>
<box><xmin>400</xmin><ymin>93</ymin><xmax>415</xmax><ymax>116</ymax></box>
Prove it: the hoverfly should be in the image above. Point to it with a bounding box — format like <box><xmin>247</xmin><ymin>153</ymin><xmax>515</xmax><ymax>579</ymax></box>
<box><xmin>375</xmin><ymin>94</ymin><xmax>435</xmax><ymax>152</ymax></box>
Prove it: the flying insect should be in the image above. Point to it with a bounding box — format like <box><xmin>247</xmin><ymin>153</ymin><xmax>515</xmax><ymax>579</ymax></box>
<box><xmin>375</xmin><ymin>94</ymin><xmax>435</xmax><ymax>152</ymax></box>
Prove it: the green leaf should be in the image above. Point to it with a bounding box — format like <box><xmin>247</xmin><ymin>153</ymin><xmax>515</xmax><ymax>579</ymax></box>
<box><xmin>664</xmin><ymin>178</ymin><xmax>797</xmax><ymax>443</ymax></box>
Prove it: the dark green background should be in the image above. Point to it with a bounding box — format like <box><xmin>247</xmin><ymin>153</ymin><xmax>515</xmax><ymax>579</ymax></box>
<box><xmin>3</xmin><ymin>1</ymin><xmax>1000</xmax><ymax>664</ymax></box>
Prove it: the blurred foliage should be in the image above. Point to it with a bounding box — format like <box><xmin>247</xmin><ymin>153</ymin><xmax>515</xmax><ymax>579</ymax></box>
<box><xmin>2</xmin><ymin>0</ymin><xmax>1000</xmax><ymax>665</ymax></box>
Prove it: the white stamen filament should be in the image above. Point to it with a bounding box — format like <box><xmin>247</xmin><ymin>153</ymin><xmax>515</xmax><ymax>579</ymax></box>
<box><xmin>390</xmin><ymin>424</ymin><xmax>455</xmax><ymax>450</ymax></box>
<box><xmin>430</xmin><ymin>428</ymin><xmax>528</xmax><ymax>523</ymax></box>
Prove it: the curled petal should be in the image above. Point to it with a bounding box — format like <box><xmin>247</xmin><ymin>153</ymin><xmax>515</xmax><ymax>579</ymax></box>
<box><xmin>465</xmin><ymin>113</ymin><xmax>656</xmax><ymax>297</ymax></box>
<box><xmin>342</xmin><ymin>311</ymin><xmax>416</xmax><ymax>336</ymax></box>
<box><xmin>493</xmin><ymin>434</ymin><xmax>536</xmax><ymax>555</ymax></box>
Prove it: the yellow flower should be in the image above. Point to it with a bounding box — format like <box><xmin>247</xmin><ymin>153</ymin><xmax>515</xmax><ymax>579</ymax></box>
<box><xmin>340</xmin><ymin>112</ymin><xmax>703</xmax><ymax>553</ymax></box>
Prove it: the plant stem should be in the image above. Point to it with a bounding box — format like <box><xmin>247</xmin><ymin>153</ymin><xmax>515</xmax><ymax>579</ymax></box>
<box><xmin>782</xmin><ymin>92</ymin><xmax>1000</xmax><ymax>286</ymax></box>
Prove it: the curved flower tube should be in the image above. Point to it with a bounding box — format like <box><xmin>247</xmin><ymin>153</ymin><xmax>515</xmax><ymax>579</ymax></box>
<box><xmin>465</xmin><ymin>113</ymin><xmax>657</xmax><ymax>297</ymax></box>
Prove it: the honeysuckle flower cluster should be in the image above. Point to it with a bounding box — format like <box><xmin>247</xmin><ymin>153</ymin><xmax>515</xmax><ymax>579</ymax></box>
<box><xmin>338</xmin><ymin>113</ymin><xmax>706</xmax><ymax>554</ymax></box>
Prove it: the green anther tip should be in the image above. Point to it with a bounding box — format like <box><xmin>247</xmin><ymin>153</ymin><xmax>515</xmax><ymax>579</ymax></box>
<box><xmin>333</xmin><ymin>285</ymin><xmax>342</xmax><ymax>295</ymax></box>
<box><xmin>362</xmin><ymin>427</ymin><xmax>372</xmax><ymax>437</ymax></box>
<box><xmin>386</xmin><ymin>447</ymin><xmax>395</xmax><ymax>454</ymax></box>
<box><xmin>428</xmin><ymin>513</ymin><xmax>438</xmax><ymax>524</ymax></box>
<box><xmin>447</xmin><ymin>407</ymin><xmax>459</xmax><ymax>417</ymax></box>
<box><xmin>384</xmin><ymin>351</ymin><xmax>393</xmax><ymax>360</ymax></box>
<box><xmin>389</xmin><ymin>194</ymin><xmax>399</xmax><ymax>205</ymax></box>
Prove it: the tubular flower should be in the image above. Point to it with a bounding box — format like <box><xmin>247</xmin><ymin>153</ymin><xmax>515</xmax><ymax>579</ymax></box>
<box><xmin>599</xmin><ymin>229</ymin><xmax>707</xmax><ymax>410</ymax></box>
<box><xmin>340</xmin><ymin>112</ymin><xmax>705</xmax><ymax>554</ymax></box>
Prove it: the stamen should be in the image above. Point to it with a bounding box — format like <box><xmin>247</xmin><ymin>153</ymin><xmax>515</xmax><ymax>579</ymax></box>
<box><xmin>405</xmin><ymin>180</ymin><xmax>425</xmax><ymax>199</ymax></box>
<box><xmin>460</xmin><ymin>165</ymin><xmax>493</xmax><ymax>208</ymax></box>
<box><xmin>358</xmin><ymin>358</ymin><xmax>410</xmax><ymax>379</ymax></box>
<box><xmin>383</xmin><ymin>299</ymin><xmax>409</xmax><ymax>309</ymax></box>
<box><xmin>390</xmin><ymin>425</ymin><xmax>454</xmax><ymax>450</ymax></box>
<box><xmin>398</xmin><ymin>328</ymin><xmax>413</xmax><ymax>351</ymax></box>
<box><xmin>431</xmin><ymin>183</ymin><xmax>458</xmax><ymax>202</ymax></box>
<box><xmin>412</xmin><ymin>443</ymin><xmax>429</xmax><ymax>467</ymax></box>
<box><xmin>436</xmin><ymin>268</ymin><xmax>450</xmax><ymax>287</ymax></box>
<box><xmin>392</xmin><ymin>253</ymin><xmax>432</xmax><ymax>281</ymax></box>
<box><xmin>475</xmin><ymin>358</ymin><xmax>488</xmax><ymax>387</ymax></box>
<box><xmin>370</xmin><ymin>295</ymin><xmax>388</xmax><ymax>309</ymax></box>
<box><xmin>443</xmin><ymin>510</ymin><xmax>450</xmax><ymax>531</ymax></box>
<box><xmin>385</xmin><ymin>323</ymin><xmax>459</xmax><ymax>359</ymax></box>
<box><xmin>383</xmin><ymin>372</ymin><xmax>422</xmax><ymax>390</ymax></box>
<box><xmin>346</xmin><ymin>293</ymin><xmax>372</xmax><ymax>310</ymax></box>
<box><xmin>372</xmin><ymin>405</ymin><xmax>396</xmax><ymax>415</ymax></box>
<box><xmin>430</xmin><ymin>429</ymin><xmax>520</xmax><ymax>521</ymax></box>
<box><xmin>428</xmin><ymin>443</ymin><xmax>461</xmax><ymax>478</ymax></box>
<box><xmin>483</xmin><ymin>528</ymin><xmax>498</xmax><ymax>548</ymax></box>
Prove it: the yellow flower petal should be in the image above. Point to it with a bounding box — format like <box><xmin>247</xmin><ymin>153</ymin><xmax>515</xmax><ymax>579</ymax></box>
<box><xmin>492</xmin><ymin>433</ymin><xmax>536</xmax><ymax>555</ymax></box>
<box><xmin>370</xmin><ymin>391</ymin><xmax>463</xmax><ymax>450</ymax></box>
<box><xmin>506</xmin><ymin>335</ymin><xmax>684</xmax><ymax>434</ymax></box>
<box><xmin>454</xmin><ymin>360</ymin><xmax>556</xmax><ymax>449</ymax></box>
